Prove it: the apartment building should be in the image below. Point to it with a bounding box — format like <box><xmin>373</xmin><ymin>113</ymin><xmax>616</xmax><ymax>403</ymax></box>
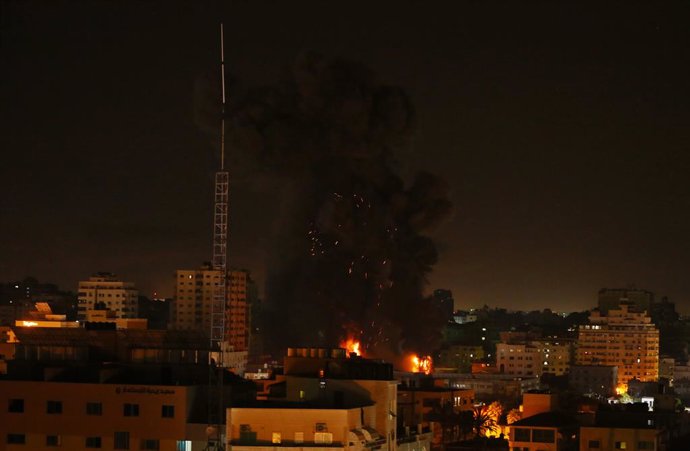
<box><xmin>576</xmin><ymin>304</ymin><xmax>659</xmax><ymax>387</ymax></box>
<box><xmin>496</xmin><ymin>340</ymin><xmax>571</xmax><ymax>377</ymax></box>
<box><xmin>77</xmin><ymin>273</ymin><xmax>138</xmax><ymax>320</ymax></box>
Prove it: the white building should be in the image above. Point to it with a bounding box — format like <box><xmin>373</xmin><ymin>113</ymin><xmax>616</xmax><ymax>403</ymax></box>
<box><xmin>77</xmin><ymin>273</ymin><xmax>138</xmax><ymax>320</ymax></box>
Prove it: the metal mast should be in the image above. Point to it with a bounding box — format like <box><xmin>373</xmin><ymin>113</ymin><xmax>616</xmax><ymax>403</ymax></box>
<box><xmin>211</xmin><ymin>23</ymin><xmax>229</xmax><ymax>352</ymax></box>
<box><xmin>207</xmin><ymin>22</ymin><xmax>229</xmax><ymax>451</ymax></box>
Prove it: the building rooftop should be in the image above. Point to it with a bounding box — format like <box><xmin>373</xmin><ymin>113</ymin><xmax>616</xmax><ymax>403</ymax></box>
<box><xmin>511</xmin><ymin>411</ymin><xmax>579</xmax><ymax>428</ymax></box>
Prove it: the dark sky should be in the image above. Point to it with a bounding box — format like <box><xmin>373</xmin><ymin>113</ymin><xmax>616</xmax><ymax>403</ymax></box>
<box><xmin>2</xmin><ymin>1</ymin><xmax>690</xmax><ymax>312</ymax></box>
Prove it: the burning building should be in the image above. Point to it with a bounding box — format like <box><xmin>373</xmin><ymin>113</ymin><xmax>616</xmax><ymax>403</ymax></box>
<box><xmin>212</xmin><ymin>52</ymin><xmax>452</xmax><ymax>360</ymax></box>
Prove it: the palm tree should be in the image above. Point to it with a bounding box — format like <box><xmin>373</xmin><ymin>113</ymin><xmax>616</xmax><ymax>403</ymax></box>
<box><xmin>472</xmin><ymin>404</ymin><xmax>500</xmax><ymax>438</ymax></box>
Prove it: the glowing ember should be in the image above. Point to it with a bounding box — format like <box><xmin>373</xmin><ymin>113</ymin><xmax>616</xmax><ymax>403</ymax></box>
<box><xmin>411</xmin><ymin>354</ymin><xmax>433</xmax><ymax>374</ymax></box>
<box><xmin>341</xmin><ymin>337</ymin><xmax>362</xmax><ymax>357</ymax></box>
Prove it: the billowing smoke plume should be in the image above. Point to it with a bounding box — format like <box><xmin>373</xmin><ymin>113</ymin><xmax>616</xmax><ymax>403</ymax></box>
<box><xmin>203</xmin><ymin>52</ymin><xmax>452</xmax><ymax>357</ymax></box>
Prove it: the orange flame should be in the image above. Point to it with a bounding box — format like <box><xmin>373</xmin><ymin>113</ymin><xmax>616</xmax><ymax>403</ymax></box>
<box><xmin>341</xmin><ymin>337</ymin><xmax>363</xmax><ymax>357</ymax></box>
<box><xmin>410</xmin><ymin>354</ymin><xmax>433</xmax><ymax>374</ymax></box>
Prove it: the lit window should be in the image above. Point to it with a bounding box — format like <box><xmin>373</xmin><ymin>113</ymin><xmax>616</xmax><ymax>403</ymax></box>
<box><xmin>272</xmin><ymin>433</ymin><xmax>281</xmax><ymax>444</ymax></box>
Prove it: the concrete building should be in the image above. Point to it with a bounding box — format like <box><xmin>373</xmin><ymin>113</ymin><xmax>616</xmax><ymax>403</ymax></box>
<box><xmin>509</xmin><ymin>411</ymin><xmax>579</xmax><ymax>451</ymax></box>
<box><xmin>172</xmin><ymin>266</ymin><xmax>252</xmax><ymax>354</ymax></box>
<box><xmin>172</xmin><ymin>265</ymin><xmax>221</xmax><ymax>331</ymax></box>
<box><xmin>226</xmin><ymin>269</ymin><xmax>253</xmax><ymax>352</ymax></box>
<box><xmin>496</xmin><ymin>340</ymin><xmax>571</xmax><ymax>377</ymax></box>
<box><xmin>0</xmin><ymin>361</ymin><xmax>255</xmax><ymax>451</ymax></box>
<box><xmin>598</xmin><ymin>288</ymin><xmax>654</xmax><ymax>316</ymax></box>
<box><xmin>77</xmin><ymin>273</ymin><xmax>138</xmax><ymax>320</ymax></box>
<box><xmin>397</xmin><ymin>383</ymin><xmax>474</xmax><ymax>448</ymax></box>
<box><xmin>579</xmin><ymin>409</ymin><xmax>689</xmax><ymax>451</ymax></box>
<box><xmin>228</xmin><ymin>347</ymin><xmax>409</xmax><ymax>451</ymax></box>
<box><xmin>576</xmin><ymin>304</ymin><xmax>659</xmax><ymax>387</ymax></box>
<box><xmin>428</xmin><ymin>372</ymin><xmax>540</xmax><ymax>404</ymax></box>
<box><xmin>227</xmin><ymin>403</ymin><xmax>389</xmax><ymax>451</ymax></box>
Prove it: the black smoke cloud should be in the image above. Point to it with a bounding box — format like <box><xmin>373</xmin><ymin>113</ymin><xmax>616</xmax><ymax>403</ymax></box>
<box><xmin>209</xmin><ymin>52</ymin><xmax>452</xmax><ymax>356</ymax></box>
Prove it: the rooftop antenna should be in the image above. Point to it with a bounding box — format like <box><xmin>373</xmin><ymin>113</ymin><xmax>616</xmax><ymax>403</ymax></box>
<box><xmin>207</xmin><ymin>22</ymin><xmax>229</xmax><ymax>451</ymax></box>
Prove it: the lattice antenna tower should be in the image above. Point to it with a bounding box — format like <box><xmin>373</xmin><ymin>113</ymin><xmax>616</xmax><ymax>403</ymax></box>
<box><xmin>206</xmin><ymin>22</ymin><xmax>229</xmax><ymax>451</ymax></box>
<box><xmin>211</xmin><ymin>24</ymin><xmax>229</xmax><ymax>350</ymax></box>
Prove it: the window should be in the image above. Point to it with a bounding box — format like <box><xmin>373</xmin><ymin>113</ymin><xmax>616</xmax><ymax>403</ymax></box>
<box><xmin>7</xmin><ymin>434</ymin><xmax>26</xmax><ymax>444</ymax></box>
<box><xmin>123</xmin><ymin>403</ymin><xmax>139</xmax><ymax>417</ymax></box>
<box><xmin>46</xmin><ymin>435</ymin><xmax>61</xmax><ymax>446</ymax></box>
<box><xmin>47</xmin><ymin>400</ymin><xmax>63</xmax><ymax>414</ymax></box>
<box><xmin>8</xmin><ymin>399</ymin><xmax>24</xmax><ymax>413</ymax></box>
<box><xmin>86</xmin><ymin>436</ymin><xmax>102</xmax><ymax>448</ymax></box>
<box><xmin>315</xmin><ymin>422</ymin><xmax>328</xmax><ymax>432</ymax></box>
<box><xmin>532</xmin><ymin>429</ymin><xmax>555</xmax><ymax>443</ymax></box>
<box><xmin>141</xmin><ymin>439</ymin><xmax>160</xmax><ymax>450</ymax></box>
<box><xmin>588</xmin><ymin>440</ymin><xmax>601</xmax><ymax>448</ymax></box>
<box><xmin>114</xmin><ymin>432</ymin><xmax>130</xmax><ymax>450</ymax></box>
<box><xmin>315</xmin><ymin>432</ymin><xmax>333</xmax><ymax>444</ymax></box>
<box><xmin>272</xmin><ymin>432</ymin><xmax>281</xmax><ymax>444</ymax></box>
<box><xmin>615</xmin><ymin>442</ymin><xmax>627</xmax><ymax>450</ymax></box>
<box><xmin>514</xmin><ymin>428</ymin><xmax>531</xmax><ymax>442</ymax></box>
<box><xmin>161</xmin><ymin>405</ymin><xmax>175</xmax><ymax>418</ymax></box>
<box><xmin>294</xmin><ymin>432</ymin><xmax>304</xmax><ymax>443</ymax></box>
<box><xmin>638</xmin><ymin>442</ymin><xmax>654</xmax><ymax>450</ymax></box>
<box><xmin>86</xmin><ymin>402</ymin><xmax>103</xmax><ymax>415</ymax></box>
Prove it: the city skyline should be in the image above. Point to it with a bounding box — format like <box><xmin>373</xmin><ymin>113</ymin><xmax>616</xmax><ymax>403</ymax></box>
<box><xmin>3</xmin><ymin>2</ymin><xmax>690</xmax><ymax>312</ymax></box>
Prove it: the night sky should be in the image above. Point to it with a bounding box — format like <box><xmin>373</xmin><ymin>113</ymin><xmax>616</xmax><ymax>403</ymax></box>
<box><xmin>2</xmin><ymin>2</ymin><xmax>690</xmax><ymax>312</ymax></box>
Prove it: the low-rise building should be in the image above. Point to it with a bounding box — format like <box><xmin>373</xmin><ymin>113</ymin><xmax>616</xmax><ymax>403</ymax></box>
<box><xmin>431</xmin><ymin>372</ymin><xmax>540</xmax><ymax>404</ymax></box>
<box><xmin>0</xmin><ymin>361</ymin><xmax>255</xmax><ymax>451</ymax></box>
<box><xmin>509</xmin><ymin>412</ymin><xmax>579</xmax><ymax>451</ymax></box>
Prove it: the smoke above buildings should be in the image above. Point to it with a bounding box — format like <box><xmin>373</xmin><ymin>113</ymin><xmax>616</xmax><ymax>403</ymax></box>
<box><xmin>200</xmin><ymin>52</ymin><xmax>452</xmax><ymax>357</ymax></box>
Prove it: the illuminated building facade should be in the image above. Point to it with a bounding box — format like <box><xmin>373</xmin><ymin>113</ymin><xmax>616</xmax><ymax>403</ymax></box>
<box><xmin>229</xmin><ymin>348</ymin><xmax>402</xmax><ymax>451</ymax></box>
<box><xmin>576</xmin><ymin>304</ymin><xmax>659</xmax><ymax>387</ymax></box>
<box><xmin>226</xmin><ymin>269</ymin><xmax>252</xmax><ymax>351</ymax></box>
<box><xmin>172</xmin><ymin>266</ymin><xmax>252</xmax><ymax>354</ymax></box>
<box><xmin>496</xmin><ymin>340</ymin><xmax>571</xmax><ymax>377</ymax></box>
<box><xmin>77</xmin><ymin>273</ymin><xmax>138</xmax><ymax>320</ymax></box>
<box><xmin>172</xmin><ymin>265</ymin><xmax>221</xmax><ymax>331</ymax></box>
<box><xmin>1</xmin><ymin>380</ymin><xmax>205</xmax><ymax>451</ymax></box>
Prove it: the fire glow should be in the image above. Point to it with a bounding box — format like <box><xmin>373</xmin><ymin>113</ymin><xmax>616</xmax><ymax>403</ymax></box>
<box><xmin>341</xmin><ymin>337</ymin><xmax>363</xmax><ymax>357</ymax></box>
<box><xmin>410</xmin><ymin>354</ymin><xmax>433</xmax><ymax>374</ymax></box>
